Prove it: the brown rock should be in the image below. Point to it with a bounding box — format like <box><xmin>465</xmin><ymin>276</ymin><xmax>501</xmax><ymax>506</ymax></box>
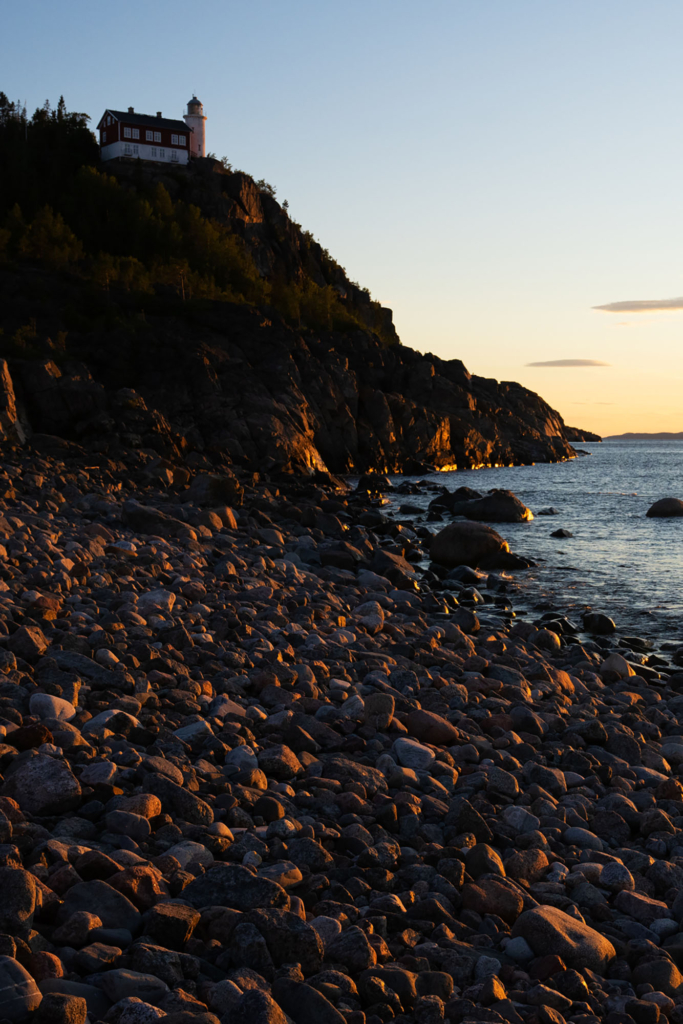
<box><xmin>463</xmin><ymin>489</ymin><xmax>534</xmax><ymax>523</ymax></box>
<box><xmin>406</xmin><ymin>709</ymin><xmax>459</xmax><ymax>746</ymax></box>
<box><xmin>430</xmin><ymin>521</ymin><xmax>510</xmax><ymax>568</ymax></box>
<box><xmin>512</xmin><ymin>906</ymin><xmax>616</xmax><ymax>973</ymax></box>
<box><xmin>8</xmin><ymin>625</ymin><xmax>49</xmax><ymax>661</ymax></box>
<box><xmin>505</xmin><ymin>849</ymin><xmax>549</xmax><ymax>884</ymax></box>
<box><xmin>647</xmin><ymin>498</ymin><xmax>683</xmax><ymax>518</ymax></box>
<box><xmin>462</xmin><ymin>878</ymin><xmax>523</xmax><ymax>923</ymax></box>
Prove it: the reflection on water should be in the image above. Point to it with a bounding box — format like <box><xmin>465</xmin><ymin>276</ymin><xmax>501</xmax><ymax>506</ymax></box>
<box><xmin>387</xmin><ymin>441</ymin><xmax>683</xmax><ymax>640</ymax></box>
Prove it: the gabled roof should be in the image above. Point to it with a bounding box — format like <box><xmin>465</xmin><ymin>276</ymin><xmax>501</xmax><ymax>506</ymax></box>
<box><xmin>97</xmin><ymin>109</ymin><xmax>191</xmax><ymax>132</ymax></box>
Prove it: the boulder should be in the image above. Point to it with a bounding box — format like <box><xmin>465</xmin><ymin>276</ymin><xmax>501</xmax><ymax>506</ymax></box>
<box><xmin>463</xmin><ymin>489</ymin><xmax>534</xmax><ymax>522</ymax></box>
<box><xmin>430</xmin><ymin>521</ymin><xmax>510</xmax><ymax>568</ymax></box>
<box><xmin>405</xmin><ymin>709</ymin><xmax>459</xmax><ymax>746</ymax></box>
<box><xmin>511</xmin><ymin>906</ymin><xmax>615</xmax><ymax>973</ymax></box>
<box><xmin>182</xmin><ymin>864</ymin><xmax>290</xmax><ymax>912</ymax></box>
<box><xmin>1</xmin><ymin>752</ymin><xmax>81</xmax><ymax>816</ymax></box>
<box><xmin>0</xmin><ymin>956</ymin><xmax>42</xmax><ymax>1022</ymax></box>
<box><xmin>59</xmin><ymin>880</ymin><xmax>141</xmax><ymax>933</ymax></box>
<box><xmin>646</xmin><ymin>498</ymin><xmax>683</xmax><ymax>518</ymax></box>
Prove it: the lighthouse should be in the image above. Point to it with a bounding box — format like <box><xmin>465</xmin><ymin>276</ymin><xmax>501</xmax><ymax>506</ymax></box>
<box><xmin>184</xmin><ymin>96</ymin><xmax>206</xmax><ymax>158</ymax></box>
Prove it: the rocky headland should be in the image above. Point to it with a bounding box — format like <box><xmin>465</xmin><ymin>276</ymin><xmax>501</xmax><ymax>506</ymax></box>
<box><xmin>0</xmin><ymin>440</ymin><xmax>681</xmax><ymax>1024</ymax></box>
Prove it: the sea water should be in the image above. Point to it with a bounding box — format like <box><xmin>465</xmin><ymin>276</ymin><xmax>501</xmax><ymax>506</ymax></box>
<box><xmin>387</xmin><ymin>440</ymin><xmax>683</xmax><ymax>642</ymax></box>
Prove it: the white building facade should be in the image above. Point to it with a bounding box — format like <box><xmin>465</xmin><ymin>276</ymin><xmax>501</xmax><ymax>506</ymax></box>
<box><xmin>98</xmin><ymin>103</ymin><xmax>205</xmax><ymax>165</ymax></box>
<box><xmin>183</xmin><ymin>96</ymin><xmax>207</xmax><ymax>158</ymax></box>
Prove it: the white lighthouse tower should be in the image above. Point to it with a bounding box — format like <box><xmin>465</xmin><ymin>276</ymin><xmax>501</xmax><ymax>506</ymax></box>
<box><xmin>184</xmin><ymin>96</ymin><xmax>206</xmax><ymax>158</ymax></box>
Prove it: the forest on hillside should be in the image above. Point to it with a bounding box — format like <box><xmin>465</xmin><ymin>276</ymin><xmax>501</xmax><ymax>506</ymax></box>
<box><xmin>0</xmin><ymin>93</ymin><xmax>396</xmax><ymax>343</ymax></box>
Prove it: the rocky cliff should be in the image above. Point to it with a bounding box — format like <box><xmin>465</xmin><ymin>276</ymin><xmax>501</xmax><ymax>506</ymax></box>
<box><xmin>0</xmin><ymin>156</ymin><xmax>595</xmax><ymax>476</ymax></box>
<box><xmin>1</xmin><ymin>265</ymin><xmax>583</xmax><ymax>476</ymax></box>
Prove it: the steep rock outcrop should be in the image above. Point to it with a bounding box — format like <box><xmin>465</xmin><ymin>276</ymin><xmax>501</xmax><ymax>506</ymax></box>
<box><xmin>2</xmin><ymin>294</ymin><xmax>583</xmax><ymax>474</ymax></box>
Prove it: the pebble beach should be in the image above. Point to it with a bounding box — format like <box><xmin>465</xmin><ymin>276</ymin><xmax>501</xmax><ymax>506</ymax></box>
<box><xmin>1</xmin><ymin>439</ymin><xmax>683</xmax><ymax>1024</ymax></box>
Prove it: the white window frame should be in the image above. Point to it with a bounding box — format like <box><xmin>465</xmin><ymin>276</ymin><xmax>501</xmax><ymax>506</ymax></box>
<box><xmin>132</xmin><ymin>128</ymin><xmax>139</xmax><ymax>140</ymax></box>
<box><xmin>124</xmin><ymin>127</ymin><xmax>132</xmax><ymax>139</ymax></box>
<box><xmin>179</xmin><ymin>135</ymin><xmax>186</xmax><ymax>146</ymax></box>
<box><xmin>151</xmin><ymin>147</ymin><xmax>157</xmax><ymax>158</ymax></box>
<box><xmin>146</xmin><ymin>130</ymin><xmax>153</xmax><ymax>141</ymax></box>
<box><xmin>171</xmin><ymin>149</ymin><xmax>179</xmax><ymax>162</ymax></box>
<box><xmin>171</xmin><ymin>134</ymin><xmax>178</xmax><ymax>145</ymax></box>
<box><xmin>154</xmin><ymin>131</ymin><xmax>161</xmax><ymax>143</ymax></box>
<box><xmin>159</xmin><ymin>148</ymin><xmax>165</xmax><ymax>159</ymax></box>
<box><xmin>124</xmin><ymin>143</ymin><xmax>132</xmax><ymax>155</ymax></box>
<box><xmin>133</xmin><ymin>145</ymin><xmax>139</xmax><ymax>155</ymax></box>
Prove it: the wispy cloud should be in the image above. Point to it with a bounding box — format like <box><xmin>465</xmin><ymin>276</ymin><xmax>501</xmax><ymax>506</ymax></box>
<box><xmin>526</xmin><ymin>359</ymin><xmax>611</xmax><ymax>368</ymax></box>
<box><xmin>594</xmin><ymin>297</ymin><xmax>683</xmax><ymax>313</ymax></box>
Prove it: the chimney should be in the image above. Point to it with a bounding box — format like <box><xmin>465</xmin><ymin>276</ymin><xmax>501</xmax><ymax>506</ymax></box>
<box><xmin>128</xmin><ymin>106</ymin><xmax>134</xmax><ymax>113</ymax></box>
<box><xmin>156</xmin><ymin>111</ymin><xmax>162</xmax><ymax>118</ymax></box>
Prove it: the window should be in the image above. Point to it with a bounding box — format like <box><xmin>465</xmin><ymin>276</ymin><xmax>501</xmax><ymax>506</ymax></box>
<box><xmin>124</xmin><ymin>143</ymin><xmax>132</xmax><ymax>155</ymax></box>
<box><xmin>101</xmin><ymin>130</ymin><xmax>106</xmax><ymax>143</ymax></box>
<box><xmin>146</xmin><ymin>130</ymin><xmax>153</xmax><ymax>141</ymax></box>
<box><xmin>159</xmin><ymin>148</ymin><xmax>165</xmax><ymax>159</ymax></box>
<box><xmin>154</xmin><ymin>131</ymin><xmax>161</xmax><ymax>143</ymax></box>
<box><xmin>179</xmin><ymin>135</ymin><xmax>186</xmax><ymax>146</ymax></box>
<box><xmin>171</xmin><ymin>150</ymin><xmax>178</xmax><ymax>162</ymax></box>
<box><xmin>133</xmin><ymin>145</ymin><xmax>139</xmax><ymax>155</ymax></box>
<box><xmin>171</xmin><ymin>134</ymin><xmax>178</xmax><ymax>145</ymax></box>
<box><xmin>124</xmin><ymin>127</ymin><xmax>132</xmax><ymax>138</ymax></box>
<box><xmin>132</xmin><ymin>128</ymin><xmax>139</xmax><ymax>140</ymax></box>
<box><xmin>151</xmin><ymin>147</ymin><xmax>157</xmax><ymax>158</ymax></box>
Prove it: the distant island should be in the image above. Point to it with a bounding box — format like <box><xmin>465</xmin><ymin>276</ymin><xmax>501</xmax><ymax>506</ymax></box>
<box><xmin>605</xmin><ymin>432</ymin><xmax>683</xmax><ymax>440</ymax></box>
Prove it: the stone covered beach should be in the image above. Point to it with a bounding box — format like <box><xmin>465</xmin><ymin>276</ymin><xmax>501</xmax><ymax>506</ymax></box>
<box><xmin>1</xmin><ymin>439</ymin><xmax>683</xmax><ymax>1024</ymax></box>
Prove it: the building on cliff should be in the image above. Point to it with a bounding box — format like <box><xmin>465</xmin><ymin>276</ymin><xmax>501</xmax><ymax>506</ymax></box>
<box><xmin>97</xmin><ymin>96</ymin><xmax>206</xmax><ymax>164</ymax></box>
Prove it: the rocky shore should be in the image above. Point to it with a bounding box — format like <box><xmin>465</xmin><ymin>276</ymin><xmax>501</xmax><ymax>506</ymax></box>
<box><xmin>1</xmin><ymin>439</ymin><xmax>683</xmax><ymax>1024</ymax></box>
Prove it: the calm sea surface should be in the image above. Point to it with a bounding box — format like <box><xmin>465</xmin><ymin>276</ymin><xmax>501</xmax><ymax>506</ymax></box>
<box><xmin>386</xmin><ymin>441</ymin><xmax>683</xmax><ymax>643</ymax></box>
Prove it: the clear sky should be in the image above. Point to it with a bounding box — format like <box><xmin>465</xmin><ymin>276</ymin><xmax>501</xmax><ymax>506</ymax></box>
<box><xmin>2</xmin><ymin>0</ymin><xmax>682</xmax><ymax>436</ymax></box>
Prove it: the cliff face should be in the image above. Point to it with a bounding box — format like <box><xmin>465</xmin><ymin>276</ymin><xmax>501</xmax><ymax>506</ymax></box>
<box><xmin>0</xmin><ymin>158</ymin><xmax>594</xmax><ymax>474</ymax></box>
<box><xmin>0</xmin><ymin>267</ymin><xmax>580</xmax><ymax>474</ymax></box>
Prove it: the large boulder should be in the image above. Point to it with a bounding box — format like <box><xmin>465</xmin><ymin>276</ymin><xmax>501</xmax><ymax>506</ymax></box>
<box><xmin>1</xmin><ymin>752</ymin><xmax>81</xmax><ymax>816</ymax></box>
<box><xmin>463</xmin><ymin>489</ymin><xmax>534</xmax><ymax>522</ymax></box>
<box><xmin>182</xmin><ymin>864</ymin><xmax>290</xmax><ymax>912</ymax></box>
<box><xmin>0</xmin><ymin>956</ymin><xmax>42</xmax><ymax>1022</ymax></box>
<box><xmin>511</xmin><ymin>906</ymin><xmax>615</xmax><ymax>973</ymax></box>
<box><xmin>430</xmin><ymin>521</ymin><xmax>509</xmax><ymax>568</ymax></box>
<box><xmin>646</xmin><ymin>498</ymin><xmax>683</xmax><ymax>518</ymax></box>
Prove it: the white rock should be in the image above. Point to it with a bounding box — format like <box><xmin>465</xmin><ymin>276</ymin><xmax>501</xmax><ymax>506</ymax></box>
<box><xmin>310</xmin><ymin>915</ymin><xmax>342</xmax><ymax>946</ymax></box>
<box><xmin>84</xmin><ymin>709</ymin><xmax>140</xmax><ymax>733</ymax></box>
<box><xmin>393</xmin><ymin>737</ymin><xmax>435</xmax><ymax>770</ymax></box>
<box><xmin>80</xmin><ymin>761</ymin><xmax>118</xmax><ymax>786</ymax></box>
<box><xmin>137</xmin><ymin>589</ymin><xmax>176</xmax><ymax>616</ymax></box>
<box><xmin>165</xmin><ymin>840</ymin><xmax>214</xmax><ymax>870</ymax></box>
<box><xmin>173</xmin><ymin>720</ymin><xmax>213</xmax><ymax>743</ymax></box>
<box><xmin>225</xmin><ymin>746</ymin><xmax>258</xmax><ymax>770</ymax></box>
<box><xmin>502</xmin><ymin>805</ymin><xmax>541</xmax><ymax>834</ymax></box>
<box><xmin>29</xmin><ymin>693</ymin><xmax>76</xmax><ymax>722</ymax></box>
<box><xmin>338</xmin><ymin>695</ymin><xmax>365</xmax><ymax>721</ymax></box>
<box><xmin>475</xmin><ymin>956</ymin><xmax>502</xmax><ymax>980</ymax></box>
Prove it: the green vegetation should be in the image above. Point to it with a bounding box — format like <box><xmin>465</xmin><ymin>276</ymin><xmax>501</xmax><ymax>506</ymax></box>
<box><xmin>0</xmin><ymin>92</ymin><xmax>396</xmax><ymax>343</ymax></box>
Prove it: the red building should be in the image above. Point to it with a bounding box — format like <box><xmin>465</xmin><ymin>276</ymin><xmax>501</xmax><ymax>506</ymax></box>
<box><xmin>97</xmin><ymin>107</ymin><xmax>192</xmax><ymax>166</ymax></box>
